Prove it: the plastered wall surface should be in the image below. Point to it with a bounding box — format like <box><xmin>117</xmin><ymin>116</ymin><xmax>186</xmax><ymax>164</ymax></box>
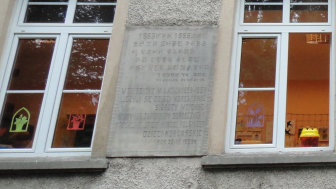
<box><xmin>0</xmin><ymin>0</ymin><xmax>13</xmax><ymax>69</ymax></box>
<box><xmin>127</xmin><ymin>0</ymin><xmax>221</xmax><ymax>26</ymax></box>
<box><xmin>0</xmin><ymin>0</ymin><xmax>10</xmax><ymax>37</ymax></box>
<box><xmin>0</xmin><ymin>158</ymin><xmax>335</xmax><ymax>189</ymax></box>
<box><xmin>0</xmin><ymin>0</ymin><xmax>334</xmax><ymax>188</ymax></box>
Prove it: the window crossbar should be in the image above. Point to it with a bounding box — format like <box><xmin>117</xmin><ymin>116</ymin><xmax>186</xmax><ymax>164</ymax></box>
<box><xmin>28</xmin><ymin>2</ymin><xmax>69</xmax><ymax>5</ymax></box>
<box><xmin>76</xmin><ymin>2</ymin><xmax>117</xmax><ymax>5</ymax></box>
<box><xmin>238</xmin><ymin>88</ymin><xmax>275</xmax><ymax>91</ymax></box>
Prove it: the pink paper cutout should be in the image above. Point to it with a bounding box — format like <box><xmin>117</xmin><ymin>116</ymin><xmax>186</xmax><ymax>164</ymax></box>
<box><xmin>67</xmin><ymin>106</ymin><xmax>86</xmax><ymax>130</ymax></box>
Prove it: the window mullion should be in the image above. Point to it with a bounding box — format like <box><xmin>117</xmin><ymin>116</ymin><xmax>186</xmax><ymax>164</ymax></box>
<box><xmin>34</xmin><ymin>33</ymin><xmax>69</xmax><ymax>153</ymax></box>
<box><xmin>276</xmin><ymin>32</ymin><xmax>289</xmax><ymax>150</ymax></box>
<box><xmin>329</xmin><ymin>0</ymin><xmax>335</xmax><ymax>151</ymax></box>
<box><xmin>328</xmin><ymin>0</ymin><xmax>332</xmax><ymax>25</ymax></box>
<box><xmin>283</xmin><ymin>0</ymin><xmax>290</xmax><ymax>24</ymax></box>
<box><xmin>228</xmin><ymin>35</ymin><xmax>244</xmax><ymax>149</ymax></box>
<box><xmin>64</xmin><ymin>0</ymin><xmax>77</xmax><ymax>25</ymax></box>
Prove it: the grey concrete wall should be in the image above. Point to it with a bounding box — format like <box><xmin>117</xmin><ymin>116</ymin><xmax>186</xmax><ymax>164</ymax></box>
<box><xmin>127</xmin><ymin>0</ymin><xmax>222</xmax><ymax>26</ymax></box>
<box><xmin>0</xmin><ymin>158</ymin><xmax>335</xmax><ymax>189</ymax></box>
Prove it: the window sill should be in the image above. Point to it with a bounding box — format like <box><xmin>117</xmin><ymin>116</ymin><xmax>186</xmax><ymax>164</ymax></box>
<box><xmin>0</xmin><ymin>157</ymin><xmax>108</xmax><ymax>172</ymax></box>
<box><xmin>202</xmin><ymin>151</ymin><xmax>336</xmax><ymax>168</ymax></box>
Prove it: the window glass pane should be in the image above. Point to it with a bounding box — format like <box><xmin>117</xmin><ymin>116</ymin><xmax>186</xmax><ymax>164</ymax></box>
<box><xmin>29</xmin><ymin>0</ymin><xmax>68</xmax><ymax>2</ymax></box>
<box><xmin>63</xmin><ymin>39</ymin><xmax>109</xmax><ymax>90</ymax></box>
<box><xmin>244</xmin><ymin>5</ymin><xmax>283</xmax><ymax>23</ymax></box>
<box><xmin>77</xmin><ymin>0</ymin><xmax>116</xmax><ymax>2</ymax></box>
<box><xmin>52</xmin><ymin>93</ymin><xmax>99</xmax><ymax>148</ymax></box>
<box><xmin>24</xmin><ymin>5</ymin><xmax>67</xmax><ymax>23</ymax></box>
<box><xmin>235</xmin><ymin>91</ymin><xmax>275</xmax><ymax>145</ymax></box>
<box><xmin>239</xmin><ymin>38</ymin><xmax>277</xmax><ymax>88</ymax></box>
<box><xmin>290</xmin><ymin>5</ymin><xmax>328</xmax><ymax>23</ymax></box>
<box><xmin>0</xmin><ymin>93</ymin><xmax>43</xmax><ymax>149</ymax></box>
<box><xmin>73</xmin><ymin>5</ymin><xmax>115</xmax><ymax>23</ymax></box>
<box><xmin>285</xmin><ymin>33</ymin><xmax>330</xmax><ymax>147</ymax></box>
<box><xmin>8</xmin><ymin>39</ymin><xmax>55</xmax><ymax>90</ymax></box>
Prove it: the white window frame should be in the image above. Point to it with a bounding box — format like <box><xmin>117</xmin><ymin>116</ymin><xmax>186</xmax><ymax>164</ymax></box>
<box><xmin>0</xmin><ymin>0</ymin><xmax>113</xmax><ymax>157</ymax></box>
<box><xmin>226</xmin><ymin>0</ymin><xmax>335</xmax><ymax>153</ymax></box>
<box><xmin>45</xmin><ymin>34</ymin><xmax>110</xmax><ymax>153</ymax></box>
<box><xmin>240</xmin><ymin>1</ymin><xmax>332</xmax><ymax>26</ymax></box>
<box><xmin>17</xmin><ymin>0</ymin><xmax>117</xmax><ymax>27</ymax></box>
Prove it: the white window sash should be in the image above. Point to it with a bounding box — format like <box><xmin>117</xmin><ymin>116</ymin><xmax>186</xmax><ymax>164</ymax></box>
<box><xmin>240</xmin><ymin>0</ymin><xmax>332</xmax><ymax>26</ymax></box>
<box><xmin>229</xmin><ymin>34</ymin><xmax>281</xmax><ymax>150</ymax></box>
<box><xmin>0</xmin><ymin>34</ymin><xmax>60</xmax><ymax>153</ymax></box>
<box><xmin>227</xmin><ymin>1</ymin><xmax>335</xmax><ymax>153</ymax></box>
<box><xmin>44</xmin><ymin>34</ymin><xmax>109</xmax><ymax>153</ymax></box>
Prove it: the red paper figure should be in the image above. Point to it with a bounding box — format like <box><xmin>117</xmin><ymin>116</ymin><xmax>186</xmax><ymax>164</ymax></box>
<box><xmin>67</xmin><ymin>106</ymin><xmax>86</xmax><ymax>130</ymax></box>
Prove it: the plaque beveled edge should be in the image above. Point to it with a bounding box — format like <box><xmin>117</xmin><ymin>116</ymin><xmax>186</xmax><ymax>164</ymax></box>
<box><xmin>106</xmin><ymin>26</ymin><xmax>219</xmax><ymax>157</ymax></box>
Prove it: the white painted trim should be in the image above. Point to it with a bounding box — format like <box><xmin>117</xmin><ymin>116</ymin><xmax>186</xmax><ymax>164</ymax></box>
<box><xmin>28</xmin><ymin>2</ymin><xmax>69</xmax><ymax>5</ymax></box>
<box><xmin>238</xmin><ymin>88</ymin><xmax>275</xmax><ymax>91</ymax></box>
<box><xmin>241</xmin><ymin>0</ymin><xmax>331</xmax><ymax>25</ymax></box>
<box><xmin>0</xmin><ymin>0</ymin><xmax>113</xmax><ymax>157</ymax></box>
<box><xmin>244</xmin><ymin>3</ymin><xmax>283</xmax><ymax>5</ymax></box>
<box><xmin>18</xmin><ymin>0</ymin><xmax>115</xmax><ymax>26</ymax></box>
<box><xmin>63</xmin><ymin>90</ymin><xmax>101</xmax><ymax>93</ymax></box>
<box><xmin>7</xmin><ymin>90</ymin><xmax>45</xmax><ymax>93</ymax></box>
<box><xmin>229</xmin><ymin>34</ymin><xmax>280</xmax><ymax>150</ymax></box>
<box><xmin>45</xmin><ymin>35</ymin><xmax>109</xmax><ymax>153</ymax></box>
<box><xmin>226</xmin><ymin>0</ymin><xmax>334</xmax><ymax>153</ymax></box>
<box><xmin>77</xmin><ymin>3</ymin><xmax>117</xmax><ymax>5</ymax></box>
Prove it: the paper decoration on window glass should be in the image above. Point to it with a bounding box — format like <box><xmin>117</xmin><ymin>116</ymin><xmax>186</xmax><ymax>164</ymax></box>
<box><xmin>67</xmin><ymin>106</ymin><xmax>86</xmax><ymax>130</ymax></box>
<box><xmin>285</xmin><ymin>120</ymin><xmax>296</xmax><ymax>135</ymax></box>
<box><xmin>246</xmin><ymin>102</ymin><xmax>264</xmax><ymax>127</ymax></box>
<box><xmin>10</xmin><ymin>107</ymin><xmax>30</xmax><ymax>132</ymax></box>
<box><xmin>319</xmin><ymin>127</ymin><xmax>329</xmax><ymax>141</ymax></box>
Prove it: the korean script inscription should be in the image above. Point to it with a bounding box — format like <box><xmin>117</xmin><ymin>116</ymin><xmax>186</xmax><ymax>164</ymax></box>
<box><xmin>107</xmin><ymin>26</ymin><xmax>217</xmax><ymax>156</ymax></box>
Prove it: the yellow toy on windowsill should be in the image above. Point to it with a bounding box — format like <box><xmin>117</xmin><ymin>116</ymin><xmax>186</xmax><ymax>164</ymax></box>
<box><xmin>300</xmin><ymin>128</ymin><xmax>319</xmax><ymax>147</ymax></box>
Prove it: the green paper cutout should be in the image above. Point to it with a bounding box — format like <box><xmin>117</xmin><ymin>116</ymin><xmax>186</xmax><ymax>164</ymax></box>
<box><xmin>10</xmin><ymin>107</ymin><xmax>30</xmax><ymax>132</ymax></box>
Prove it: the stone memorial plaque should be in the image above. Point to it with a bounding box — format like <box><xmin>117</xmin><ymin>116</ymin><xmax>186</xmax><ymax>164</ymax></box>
<box><xmin>107</xmin><ymin>26</ymin><xmax>217</xmax><ymax>156</ymax></box>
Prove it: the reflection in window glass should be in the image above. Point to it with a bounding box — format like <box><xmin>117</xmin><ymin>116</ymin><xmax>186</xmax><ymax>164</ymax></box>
<box><xmin>244</xmin><ymin>5</ymin><xmax>283</xmax><ymax>23</ymax></box>
<box><xmin>63</xmin><ymin>39</ymin><xmax>109</xmax><ymax>90</ymax></box>
<box><xmin>235</xmin><ymin>37</ymin><xmax>277</xmax><ymax>145</ymax></box>
<box><xmin>52</xmin><ymin>93</ymin><xmax>100</xmax><ymax>148</ymax></box>
<box><xmin>52</xmin><ymin>38</ymin><xmax>109</xmax><ymax>148</ymax></box>
<box><xmin>285</xmin><ymin>33</ymin><xmax>330</xmax><ymax>147</ymax></box>
<box><xmin>24</xmin><ymin>5</ymin><xmax>67</xmax><ymax>23</ymax></box>
<box><xmin>0</xmin><ymin>93</ymin><xmax>44</xmax><ymax>149</ymax></box>
<box><xmin>8</xmin><ymin>39</ymin><xmax>55</xmax><ymax>90</ymax></box>
<box><xmin>73</xmin><ymin>5</ymin><xmax>115</xmax><ymax>23</ymax></box>
<box><xmin>239</xmin><ymin>38</ymin><xmax>277</xmax><ymax>88</ymax></box>
<box><xmin>290</xmin><ymin>5</ymin><xmax>328</xmax><ymax>23</ymax></box>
